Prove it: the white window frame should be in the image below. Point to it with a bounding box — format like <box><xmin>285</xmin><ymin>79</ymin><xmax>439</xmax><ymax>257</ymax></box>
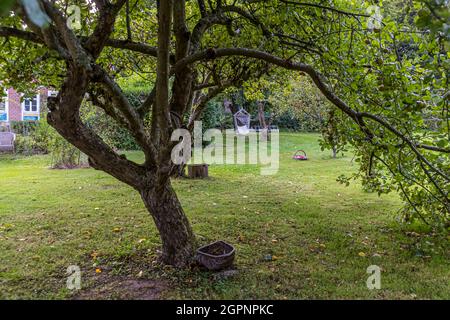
<box><xmin>0</xmin><ymin>89</ymin><xmax>8</xmax><ymax>122</ymax></box>
<box><xmin>48</xmin><ymin>90</ymin><xmax>58</xmax><ymax>97</ymax></box>
<box><xmin>21</xmin><ymin>94</ymin><xmax>40</xmax><ymax>121</ymax></box>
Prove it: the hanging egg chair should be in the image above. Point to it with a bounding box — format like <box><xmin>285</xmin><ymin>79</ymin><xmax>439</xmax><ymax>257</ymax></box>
<box><xmin>233</xmin><ymin>108</ymin><xmax>251</xmax><ymax>135</ymax></box>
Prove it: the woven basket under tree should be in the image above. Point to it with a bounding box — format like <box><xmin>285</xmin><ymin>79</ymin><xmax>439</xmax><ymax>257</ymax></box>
<box><xmin>196</xmin><ymin>240</ymin><xmax>235</xmax><ymax>271</ymax></box>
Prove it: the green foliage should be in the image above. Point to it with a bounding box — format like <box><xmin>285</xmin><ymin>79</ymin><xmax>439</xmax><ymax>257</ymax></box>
<box><xmin>202</xmin><ymin>88</ymin><xmax>325</xmax><ymax>132</ymax></box>
<box><xmin>10</xmin><ymin>120</ymin><xmax>37</xmax><ymax>135</ymax></box>
<box><xmin>26</xmin><ymin>119</ymin><xmax>86</xmax><ymax>169</ymax></box>
<box><xmin>415</xmin><ymin>0</ymin><xmax>450</xmax><ymax>50</ymax></box>
<box><xmin>264</xmin><ymin>76</ymin><xmax>345</xmax><ymax>155</ymax></box>
<box><xmin>201</xmin><ymin>98</ymin><xmax>233</xmax><ymax>130</ymax></box>
<box><xmin>12</xmin><ymin>120</ymin><xmax>50</xmax><ymax>155</ymax></box>
<box><xmin>82</xmin><ymin>90</ymin><xmax>144</xmax><ymax>151</ymax></box>
<box><xmin>48</xmin><ymin>133</ymin><xmax>84</xmax><ymax>169</ymax></box>
<box><xmin>12</xmin><ymin>119</ymin><xmax>85</xmax><ymax>167</ymax></box>
<box><xmin>10</xmin><ymin>92</ymin><xmax>144</xmax><ymax>155</ymax></box>
<box><xmin>29</xmin><ymin>118</ymin><xmax>52</xmax><ymax>151</ymax></box>
<box><xmin>0</xmin><ymin>0</ymin><xmax>15</xmax><ymax>16</ymax></box>
<box><xmin>14</xmin><ymin>134</ymin><xmax>41</xmax><ymax>155</ymax></box>
<box><xmin>320</xmin><ymin>108</ymin><xmax>344</xmax><ymax>158</ymax></box>
<box><xmin>86</xmin><ymin>111</ymin><xmax>141</xmax><ymax>150</ymax></box>
<box><xmin>272</xmin><ymin>110</ymin><xmax>303</xmax><ymax>131</ymax></box>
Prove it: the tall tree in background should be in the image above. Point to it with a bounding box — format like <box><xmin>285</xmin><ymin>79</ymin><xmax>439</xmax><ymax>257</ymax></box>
<box><xmin>0</xmin><ymin>0</ymin><xmax>448</xmax><ymax>266</ymax></box>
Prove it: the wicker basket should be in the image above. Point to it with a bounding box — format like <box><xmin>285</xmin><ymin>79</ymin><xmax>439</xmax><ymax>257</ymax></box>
<box><xmin>292</xmin><ymin>149</ymin><xmax>308</xmax><ymax>160</ymax></box>
<box><xmin>196</xmin><ymin>240</ymin><xmax>236</xmax><ymax>271</ymax></box>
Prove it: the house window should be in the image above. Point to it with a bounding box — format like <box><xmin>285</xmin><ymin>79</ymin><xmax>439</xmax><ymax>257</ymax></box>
<box><xmin>24</xmin><ymin>96</ymin><xmax>38</xmax><ymax>112</ymax></box>
<box><xmin>0</xmin><ymin>95</ymin><xmax>7</xmax><ymax>122</ymax></box>
<box><xmin>22</xmin><ymin>94</ymin><xmax>40</xmax><ymax>121</ymax></box>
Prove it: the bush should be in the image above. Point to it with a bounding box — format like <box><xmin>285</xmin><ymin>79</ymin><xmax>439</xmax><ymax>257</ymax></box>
<box><xmin>201</xmin><ymin>99</ymin><xmax>233</xmax><ymax>130</ymax></box>
<box><xmin>81</xmin><ymin>90</ymin><xmax>146</xmax><ymax>151</ymax></box>
<box><xmin>84</xmin><ymin>111</ymin><xmax>141</xmax><ymax>150</ymax></box>
<box><xmin>272</xmin><ymin>111</ymin><xmax>302</xmax><ymax>131</ymax></box>
<box><xmin>12</xmin><ymin>119</ymin><xmax>52</xmax><ymax>155</ymax></box>
<box><xmin>12</xmin><ymin>119</ymin><xmax>88</xmax><ymax>168</ymax></box>
<box><xmin>49</xmin><ymin>134</ymin><xmax>86</xmax><ymax>169</ymax></box>
<box><xmin>31</xmin><ymin>119</ymin><xmax>53</xmax><ymax>151</ymax></box>
<box><xmin>14</xmin><ymin>134</ymin><xmax>42</xmax><ymax>155</ymax></box>
<box><xmin>10</xmin><ymin>120</ymin><xmax>38</xmax><ymax>135</ymax></box>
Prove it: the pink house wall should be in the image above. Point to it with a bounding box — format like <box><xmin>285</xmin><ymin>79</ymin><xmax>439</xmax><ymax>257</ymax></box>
<box><xmin>7</xmin><ymin>88</ymin><xmax>22</xmax><ymax>121</ymax></box>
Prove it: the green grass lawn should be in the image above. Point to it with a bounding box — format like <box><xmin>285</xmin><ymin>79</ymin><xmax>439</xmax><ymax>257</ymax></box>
<box><xmin>0</xmin><ymin>133</ymin><xmax>448</xmax><ymax>299</ymax></box>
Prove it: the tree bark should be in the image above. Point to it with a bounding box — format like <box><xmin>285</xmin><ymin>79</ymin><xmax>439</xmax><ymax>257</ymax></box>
<box><xmin>140</xmin><ymin>182</ymin><xmax>196</xmax><ymax>267</ymax></box>
<box><xmin>170</xmin><ymin>163</ymin><xmax>187</xmax><ymax>178</ymax></box>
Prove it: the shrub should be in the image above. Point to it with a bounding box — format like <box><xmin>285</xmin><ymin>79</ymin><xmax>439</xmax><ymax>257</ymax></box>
<box><xmin>12</xmin><ymin>120</ymin><xmax>52</xmax><ymax>155</ymax></box>
<box><xmin>12</xmin><ymin>119</ymin><xmax>88</xmax><ymax>168</ymax></box>
<box><xmin>14</xmin><ymin>134</ymin><xmax>41</xmax><ymax>155</ymax></box>
<box><xmin>272</xmin><ymin>111</ymin><xmax>302</xmax><ymax>131</ymax></box>
<box><xmin>201</xmin><ymin>99</ymin><xmax>233</xmax><ymax>130</ymax></box>
<box><xmin>84</xmin><ymin>110</ymin><xmax>141</xmax><ymax>151</ymax></box>
<box><xmin>31</xmin><ymin>119</ymin><xmax>53</xmax><ymax>152</ymax></box>
<box><xmin>10</xmin><ymin>120</ymin><xmax>38</xmax><ymax>135</ymax></box>
<box><xmin>49</xmin><ymin>134</ymin><xmax>87</xmax><ymax>169</ymax></box>
<box><xmin>81</xmin><ymin>90</ymin><xmax>145</xmax><ymax>151</ymax></box>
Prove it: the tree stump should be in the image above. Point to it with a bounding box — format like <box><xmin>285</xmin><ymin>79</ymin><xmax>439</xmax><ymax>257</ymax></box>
<box><xmin>187</xmin><ymin>164</ymin><xmax>209</xmax><ymax>179</ymax></box>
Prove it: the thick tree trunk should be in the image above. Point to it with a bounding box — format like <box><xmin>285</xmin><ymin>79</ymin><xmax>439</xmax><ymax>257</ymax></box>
<box><xmin>140</xmin><ymin>182</ymin><xmax>196</xmax><ymax>267</ymax></box>
<box><xmin>170</xmin><ymin>163</ymin><xmax>187</xmax><ymax>178</ymax></box>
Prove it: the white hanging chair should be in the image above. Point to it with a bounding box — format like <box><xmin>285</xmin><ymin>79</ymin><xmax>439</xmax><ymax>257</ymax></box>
<box><xmin>236</xmin><ymin>125</ymin><xmax>250</xmax><ymax>135</ymax></box>
<box><xmin>233</xmin><ymin>108</ymin><xmax>251</xmax><ymax>136</ymax></box>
